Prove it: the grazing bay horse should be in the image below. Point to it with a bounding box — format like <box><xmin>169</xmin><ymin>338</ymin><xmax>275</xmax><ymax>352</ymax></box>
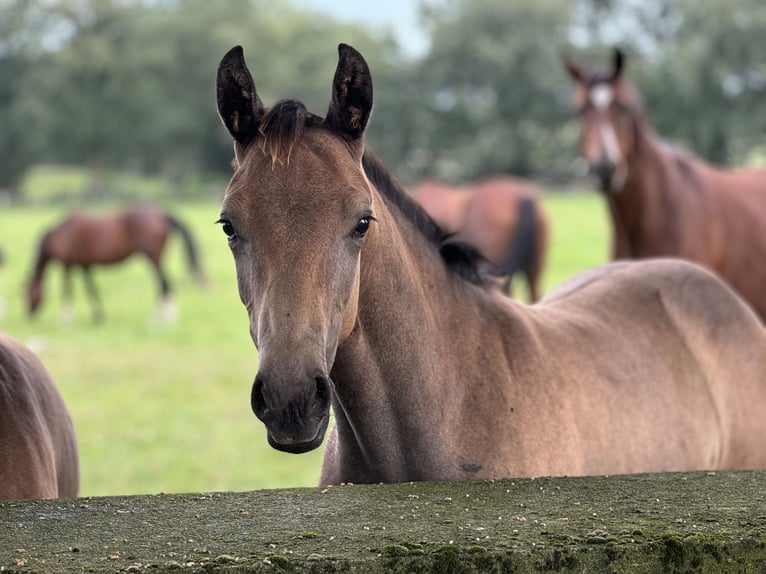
<box><xmin>0</xmin><ymin>330</ymin><xmax>79</xmax><ymax>499</ymax></box>
<box><xmin>216</xmin><ymin>43</ymin><xmax>766</xmax><ymax>485</ymax></box>
<box><xmin>411</xmin><ymin>177</ymin><xmax>549</xmax><ymax>301</ymax></box>
<box><xmin>27</xmin><ymin>203</ymin><xmax>207</xmax><ymax>322</ymax></box>
<box><xmin>564</xmin><ymin>49</ymin><xmax>766</xmax><ymax>321</ymax></box>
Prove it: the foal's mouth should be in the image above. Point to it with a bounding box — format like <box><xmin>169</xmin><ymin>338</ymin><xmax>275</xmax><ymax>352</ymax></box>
<box><xmin>266</xmin><ymin>413</ymin><xmax>330</xmax><ymax>454</ymax></box>
<box><xmin>251</xmin><ymin>373</ymin><xmax>333</xmax><ymax>454</ymax></box>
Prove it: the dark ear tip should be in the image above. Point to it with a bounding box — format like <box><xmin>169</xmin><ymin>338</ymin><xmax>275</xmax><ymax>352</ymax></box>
<box><xmin>220</xmin><ymin>45</ymin><xmax>244</xmax><ymax>65</ymax></box>
<box><xmin>338</xmin><ymin>43</ymin><xmax>362</xmax><ymax>60</ymax></box>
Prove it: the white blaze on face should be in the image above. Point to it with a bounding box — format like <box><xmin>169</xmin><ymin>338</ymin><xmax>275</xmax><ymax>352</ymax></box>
<box><xmin>589</xmin><ymin>83</ymin><xmax>614</xmax><ymax>109</ymax></box>
<box><xmin>588</xmin><ymin>83</ymin><xmax>622</xmax><ymax>169</ymax></box>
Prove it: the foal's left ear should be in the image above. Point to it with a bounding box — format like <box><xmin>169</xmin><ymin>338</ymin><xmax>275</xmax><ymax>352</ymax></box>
<box><xmin>216</xmin><ymin>45</ymin><xmax>264</xmax><ymax>145</ymax></box>
<box><xmin>325</xmin><ymin>43</ymin><xmax>373</xmax><ymax>143</ymax></box>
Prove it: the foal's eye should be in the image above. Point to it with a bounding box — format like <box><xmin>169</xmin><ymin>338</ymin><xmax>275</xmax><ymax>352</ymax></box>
<box><xmin>217</xmin><ymin>219</ymin><xmax>237</xmax><ymax>240</ymax></box>
<box><xmin>352</xmin><ymin>216</ymin><xmax>373</xmax><ymax>239</ymax></box>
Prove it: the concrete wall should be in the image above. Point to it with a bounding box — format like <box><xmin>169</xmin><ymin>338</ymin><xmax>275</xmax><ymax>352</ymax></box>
<box><xmin>1</xmin><ymin>471</ymin><xmax>765</xmax><ymax>573</ymax></box>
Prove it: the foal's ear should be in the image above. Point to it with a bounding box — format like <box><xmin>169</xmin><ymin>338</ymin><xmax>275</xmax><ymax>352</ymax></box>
<box><xmin>216</xmin><ymin>45</ymin><xmax>264</xmax><ymax>145</ymax></box>
<box><xmin>325</xmin><ymin>43</ymin><xmax>373</xmax><ymax>143</ymax></box>
<box><xmin>563</xmin><ymin>54</ymin><xmax>584</xmax><ymax>82</ymax></box>
<box><xmin>611</xmin><ymin>48</ymin><xmax>625</xmax><ymax>80</ymax></box>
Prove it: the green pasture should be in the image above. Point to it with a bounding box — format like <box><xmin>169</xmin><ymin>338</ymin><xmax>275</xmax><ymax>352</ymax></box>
<box><xmin>0</xmin><ymin>191</ymin><xmax>609</xmax><ymax>497</ymax></box>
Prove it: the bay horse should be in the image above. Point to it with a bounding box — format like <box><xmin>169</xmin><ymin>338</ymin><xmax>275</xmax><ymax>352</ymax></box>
<box><xmin>27</xmin><ymin>203</ymin><xmax>207</xmax><ymax>322</ymax></box>
<box><xmin>564</xmin><ymin>48</ymin><xmax>766</xmax><ymax>321</ymax></box>
<box><xmin>216</xmin><ymin>43</ymin><xmax>766</xmax><ymax>485</ymax></box>
<box><xmin>0</xmin><ymin>330</ymin><xmax>79</xmax><ymax>499</ymax></box>
<box><xmin>411</xmin><ymin>177</ymin><xmax>549</xmax><ymax>301</ymax></box>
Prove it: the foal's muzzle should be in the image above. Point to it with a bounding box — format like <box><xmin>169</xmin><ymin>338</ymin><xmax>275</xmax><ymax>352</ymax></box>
<box><xmin>251</xmin><ymin>373</ymin><xmax>332</xmax><ymax>454</ymax></box>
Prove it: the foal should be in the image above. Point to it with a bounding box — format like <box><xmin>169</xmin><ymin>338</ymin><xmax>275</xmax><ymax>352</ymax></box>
<box><xmin>216</xmin><ymin>43</ymin><xmax>766</xmax><ymax>485</ymax></box>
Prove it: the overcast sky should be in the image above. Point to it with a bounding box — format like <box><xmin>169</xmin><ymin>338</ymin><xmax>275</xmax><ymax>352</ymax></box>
<box><xmin>296</xmin><ymin>0</ymin><xmax>430</xmax><ymax>58</ymax></box>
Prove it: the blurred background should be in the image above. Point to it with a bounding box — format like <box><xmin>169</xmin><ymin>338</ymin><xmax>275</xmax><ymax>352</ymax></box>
<box><xmin>0</xmin><ymin>0</ymin><xmax>764</xmax><ymax>496</ymax></box>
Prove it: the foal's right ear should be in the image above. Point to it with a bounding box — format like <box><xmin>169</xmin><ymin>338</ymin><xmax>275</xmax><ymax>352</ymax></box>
<box><xmin>325</xmin><ymin>43</ymin><xmax>373</xmax><ymax>144</ymax></box>
<box><xmin>216</xmin><ymin>46</ymin><xmax>264</xmax><ymax>145</ymax></box>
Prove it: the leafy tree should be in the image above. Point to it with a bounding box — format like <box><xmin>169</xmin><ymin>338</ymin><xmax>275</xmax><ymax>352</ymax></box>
<box><xmin>412</xmin><ymin>0</ymin><xmax>574</xmax><ymax>181</ymax></box>
<box><xmin>570</xmin><ymin>0</ymin><xmax>766</xmax><ymax>166</ymax></box>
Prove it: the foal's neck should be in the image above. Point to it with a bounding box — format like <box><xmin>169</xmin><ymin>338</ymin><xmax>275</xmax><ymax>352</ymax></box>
<box><xmin>329</xmin><ymin>197</ymin><xmax>500</xmax><ymax>483</ymax></box>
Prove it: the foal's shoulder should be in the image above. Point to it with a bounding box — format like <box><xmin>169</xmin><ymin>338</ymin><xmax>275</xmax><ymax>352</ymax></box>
<box><xmin>539</xmin><ymin>258</ymin><xmax>756</xmax><ymax>330</ymax></box>
<box><xmin>539</xmin><ymin>258</ymin><xmax>724</xmax><ymax>306</ymax></box>
<box><xmin>540</xmin><ymin>261</ymin><xmax>633</xmax><ymax>303</ymax></box>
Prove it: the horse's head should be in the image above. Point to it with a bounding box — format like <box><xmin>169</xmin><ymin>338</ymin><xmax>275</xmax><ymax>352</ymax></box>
<box><xmin>564</xmin><ymin>48</ymin><xmax>645</xmax><ymax>194</ymax></box>
<box><xmin>27</xmin><ymin>280</ymin><xmax>42</xmax><ymax>315</ymax></box>
<box><xmin>215</xmin><ymin>44</ymin><xmax>374</xmax><ymax>454</ymax></box>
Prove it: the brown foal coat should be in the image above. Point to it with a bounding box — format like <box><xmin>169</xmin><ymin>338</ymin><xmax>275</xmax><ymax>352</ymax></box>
<box><xmin>216</xmin><ymin>43</ymin><xmax>766</xmax><ymax>485</ymax></box>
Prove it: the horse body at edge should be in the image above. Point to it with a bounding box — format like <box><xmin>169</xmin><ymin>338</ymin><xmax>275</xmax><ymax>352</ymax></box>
<box><xmin>216</xmin><ymin>43</ymin><xmax>766</xmax><ymax>485</ymax></box>
<box><xmin>0</xmin><ymin>330</ymin><xmax>79</xmax><ymax>499</ymax></box>
<box><xmin>565</xmin><ymin>49</ymin><xmax>766</xmax><ymax>321</ymax></box>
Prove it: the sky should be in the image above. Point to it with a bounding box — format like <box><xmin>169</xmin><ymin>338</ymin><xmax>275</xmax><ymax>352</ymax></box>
<box><xmin>296</xmin><ymin>0</ymin><xmax>430</xmax><ymax>58</ymax></box>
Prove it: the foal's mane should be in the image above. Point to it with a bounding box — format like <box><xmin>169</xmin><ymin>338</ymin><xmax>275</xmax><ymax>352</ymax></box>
<box><xmin>361</xmin><ymin>152</ymin><xmax>490</xmax><ymax>286</ymax></box>
<box><xmin>258</xmin><ymin>99</ymin><xmax>491</xmax><ymax>287</ymax></box>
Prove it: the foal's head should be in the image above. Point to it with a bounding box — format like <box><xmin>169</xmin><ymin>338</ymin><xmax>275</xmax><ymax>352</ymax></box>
<box><xmin>216</xmin><ymin>44</ymin><xmax>374</xmax><ymax>453</ymax></box>
<box><xmin>564</xmin><ymin>48</ymin><xmax>645</xmax><ymax>193</ymax></box>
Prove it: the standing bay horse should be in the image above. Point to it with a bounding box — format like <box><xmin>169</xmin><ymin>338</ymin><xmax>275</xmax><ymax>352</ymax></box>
<box><xmin>0</xmin><ymin>330</ymin><xmax>79</xmax><ymax>499</ymax></box>
<box><xmin>564</xmin><ymin>48</ymin><xmax>766</xmax><ymax>321</ymax></box>
<box><xmin>411</xmin><ymin>177</ymin><xmax>549</xmax><ymax>301</ymax></box>
<box><xmin>27</xmin><ymin>203</ymin><xmax>207</xmax><ymax>322</ymax></box>
<box><xmin>216</xmin><ymin>43</ymin><xmax>766</xmax><ymax>485</ymax></box>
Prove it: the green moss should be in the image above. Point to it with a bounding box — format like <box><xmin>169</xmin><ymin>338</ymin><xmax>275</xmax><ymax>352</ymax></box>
<box><xmin>3</xmin><ymin>471</ymin><xmax>766</xmax><ymax>573</ymax></box>
<box><xmin>381</xmin><ymin>544</ymin><xmax>411</xmax><ymax>557</ymax></box>
<box><xmin>265</xmin><ymin>554</ymin><xmax>292</xmax><ymax>572</ymax></box>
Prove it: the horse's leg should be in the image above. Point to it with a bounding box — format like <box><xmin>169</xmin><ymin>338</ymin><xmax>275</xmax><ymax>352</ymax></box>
<box><xmin>81</xmin><ymin>266</ymin><xmax>104</xmax><ymax>323</ymax></box>
<box><xmin>526</xmin><ymin>270</ymin><xmax>540</xmax><ymax>303</ymax></box>
<box><xmin>503</xmin><ymin>275</ymin><xmax>514</xmax><ymax>299</ymax></box>
<box><xmin>149</xmin><ymin>257</ymin><xmax>177</xmax><ymax>323</ymax></box>
<box><xmin>60</xmin><ymin>266</ymin><xmax>75</xmax><ymax>324</ymax></box>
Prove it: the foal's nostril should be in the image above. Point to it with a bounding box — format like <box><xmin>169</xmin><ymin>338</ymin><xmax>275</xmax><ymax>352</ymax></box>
<box><xmin>315</xmin><ymin>375</ymin><xmax>330</xmax><ymax>407</ymax></box>
<box><xmin>251</xmin><ymin>378</ymin><xmax>267</xmax><ymax>417</ymax></box>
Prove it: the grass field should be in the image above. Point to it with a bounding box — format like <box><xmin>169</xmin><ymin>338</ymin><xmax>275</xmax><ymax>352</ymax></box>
<box><xmin>0</xmin><ymin>192</ymin><xmax>610</xmax><ymax>497</ymax></box>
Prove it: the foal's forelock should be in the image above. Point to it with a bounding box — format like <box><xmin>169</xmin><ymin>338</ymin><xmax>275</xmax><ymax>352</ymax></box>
<box><xmin>254</xmin><ymin>100</ymin><xmax>323</xmax><ymax>166</ymax></box>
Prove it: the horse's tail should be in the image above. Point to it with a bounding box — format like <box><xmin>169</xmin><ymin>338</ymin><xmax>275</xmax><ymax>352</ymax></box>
<box><xmin>165</xmin><ymin>213</ymin><xmax>207</xmax><ymax>287</ymax></box>
<box><xmin>499</xmin><ymin>197</ymin><xmax>538</xmax><ymax>287</ymax></box>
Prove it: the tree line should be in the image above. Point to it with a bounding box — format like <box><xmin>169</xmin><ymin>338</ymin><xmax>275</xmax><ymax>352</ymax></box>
<box><xmin>1</xmin><ymin>0</ymin><xmax>765</xmax><ymax>200</ymax></box>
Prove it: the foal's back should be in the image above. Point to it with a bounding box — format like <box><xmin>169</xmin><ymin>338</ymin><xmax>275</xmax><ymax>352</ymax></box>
<box><xmin>523</xmin><ymin>259</ymin><xmax>766</xmax><ymax>475</ymax></box>
<box><xmin>0</xmin><ymin>332</ymin><xmax>79</xmax><ymax>499</ymax></box>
